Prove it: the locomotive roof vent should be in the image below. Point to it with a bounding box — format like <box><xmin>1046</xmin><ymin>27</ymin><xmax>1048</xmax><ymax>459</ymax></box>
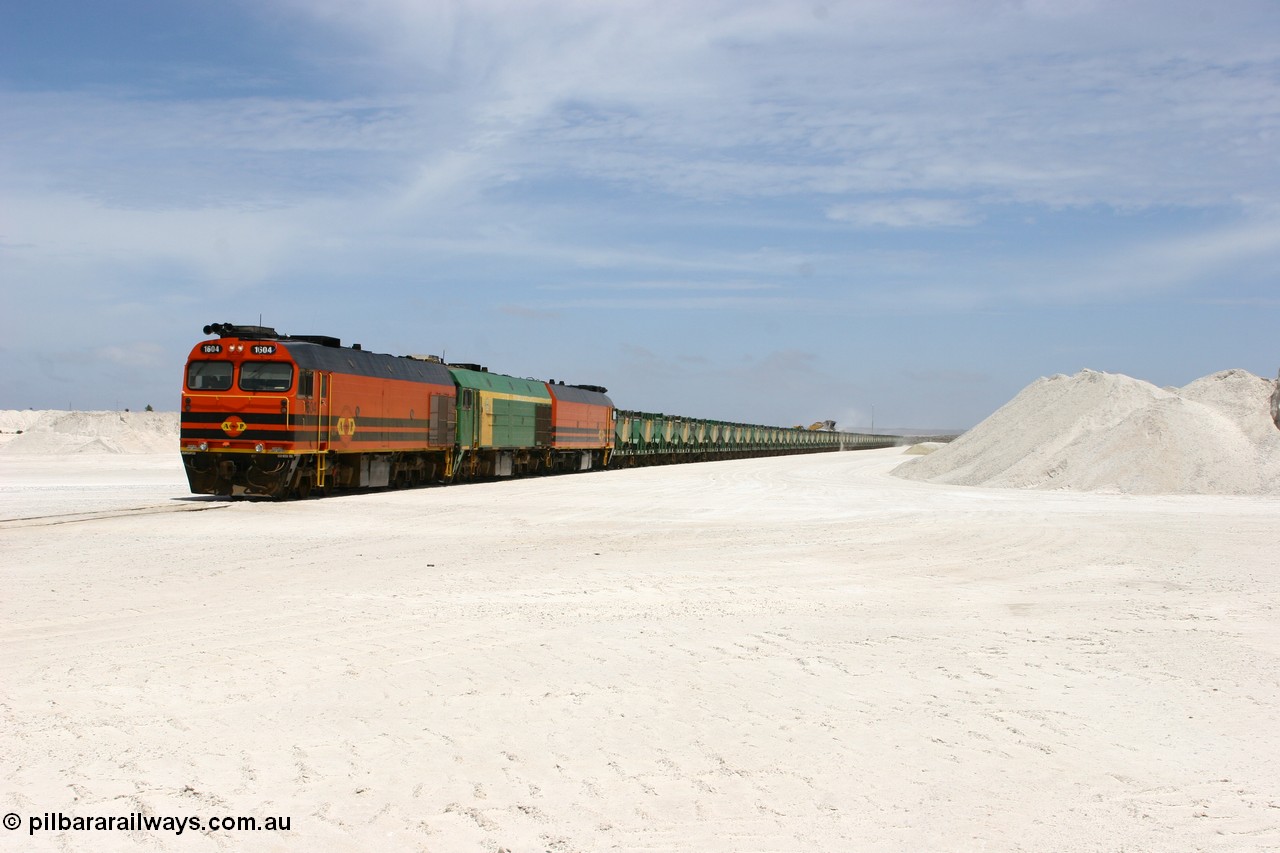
<box><xmin>571</xmin><ymin>384</ymin><xmax>609</xmax><ymax>394</ymax></box>
<box><xmin>449</xmin><ymin>362</ymin><xmax>488</xmax><ymax>372</ymax></box>
<box><xmin>288</xmin><ymin>334</ymin><xmax>342</xmax><ymax>348</ymax></box>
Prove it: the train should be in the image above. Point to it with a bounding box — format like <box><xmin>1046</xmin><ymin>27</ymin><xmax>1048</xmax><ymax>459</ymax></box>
<box><xmin>180</xmin><ymin>323</ymin><xmax>898</xmax><ymax>498</ymax></box>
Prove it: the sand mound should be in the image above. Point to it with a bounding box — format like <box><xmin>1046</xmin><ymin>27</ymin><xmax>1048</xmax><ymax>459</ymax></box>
<box><xmin>902</xmin><ymin>442</ymin><xmax>944</xmax><ymax>456</ymax></box>
<box><xmin>0</xmin><ymin>409</ymin><xmax>53</xmax><ymax>435</ymax></box>
<box><xmin>893</xmin><ymin>369</ymin><xmax>1280</xmax><ymax>495</ymax></box>
<box><xmin>0</xmin><ymin>410</ymin><xmax>179</xmax><ymax>454</ymax></box>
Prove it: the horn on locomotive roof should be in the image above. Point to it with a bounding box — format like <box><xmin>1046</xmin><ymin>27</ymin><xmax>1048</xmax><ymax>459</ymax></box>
<box><xmin>203</xmin><ymin>322</ymin><xmax>280</xmax><ymax>339</ymax></box>
<box><xmin>202</xmin><ymin>323</ymin><xmax>345</xmax><ymax>346</ymax></box>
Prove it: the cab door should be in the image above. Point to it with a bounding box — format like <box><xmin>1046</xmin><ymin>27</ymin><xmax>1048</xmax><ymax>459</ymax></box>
<box><xmin>296</xmin><ymin>368</ymin><xmax>329</xmax><ymax>453</ymax></box>
<box><xmin>457</xmin><ymin>387</ymin><xmax>478</xmax><ymax>448</ymax></box>
<box><xmin>317</xmin><ymin>372</ymin><xmax>332</xmax><ymax>452</ymax></box>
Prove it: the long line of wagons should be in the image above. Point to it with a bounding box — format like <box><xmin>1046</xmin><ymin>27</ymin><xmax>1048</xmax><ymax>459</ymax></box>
<box><xmin>181</xmin><ymin>323</ymin><xmax>896</xmax><ymax>497</ymax></box>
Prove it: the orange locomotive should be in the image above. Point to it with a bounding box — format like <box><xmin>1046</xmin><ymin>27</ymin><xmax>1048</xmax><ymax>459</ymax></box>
<box><xmin>181</xmin><ymin>323</ymin><xmax>458</xmax><ymax>497</ymax></box>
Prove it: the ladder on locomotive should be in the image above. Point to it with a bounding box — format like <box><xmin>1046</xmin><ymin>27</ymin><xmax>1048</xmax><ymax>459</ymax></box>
<box><xmin>316</xmin><ymin>372</ymin><xmax>332</xmax><ymax>489</ymax></box>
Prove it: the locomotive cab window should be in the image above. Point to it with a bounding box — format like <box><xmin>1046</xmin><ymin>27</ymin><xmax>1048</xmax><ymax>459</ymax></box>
<box><xmin>239</xmin><ymin>361</ymin><xmax>293</xmax><ymax>392</ymax></box>
<box><xmin>186</xmin><ymin>361</ymin><xmax>232</xmax><ymax>391</ymax></box>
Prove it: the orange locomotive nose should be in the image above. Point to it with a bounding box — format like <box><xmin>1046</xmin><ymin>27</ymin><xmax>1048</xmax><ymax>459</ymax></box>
<box><xmin>221</xmin><ymin>416</ymin><xmax>248</xmax><ymax>437</ymax></box>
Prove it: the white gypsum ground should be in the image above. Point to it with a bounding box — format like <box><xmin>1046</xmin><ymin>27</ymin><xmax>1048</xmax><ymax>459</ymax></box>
<box><xmin>2</xmin><ymin>447</ymin><xmax>1278</xmax><ymax>852</ymax></box>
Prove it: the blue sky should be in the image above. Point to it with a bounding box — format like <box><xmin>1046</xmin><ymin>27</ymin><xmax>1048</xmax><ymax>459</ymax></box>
<box><xmin>2</xmin><ymin>0</ymin><xmax>1277</xmax><ymax>429</ymax></box>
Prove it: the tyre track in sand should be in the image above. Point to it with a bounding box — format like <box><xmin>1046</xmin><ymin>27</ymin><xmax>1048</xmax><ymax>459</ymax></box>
<box><xmin>0</xmin><ymin>500</ymin><xmax>226</xmax><ymax>530</ymax></box>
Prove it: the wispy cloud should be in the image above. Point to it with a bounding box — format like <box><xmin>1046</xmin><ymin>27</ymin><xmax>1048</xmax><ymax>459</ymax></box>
<box><xmin>7</xmin><ymin>0</ymin><xmax>1274</xmax><ymax>215</ymax></box>
<box><xmin>827</xmin><ymin>199</ymin><xmax>981</xmax><ymax>229</ymax></box>
<box><xmin>95</xmin><ymin>343</ymin><xmax>166</xmax><ymax>369</ymax></box>
<box><xmin>1008</xmin><ymin>217</ymin><xmax>1280</xmax><ymax>304</ymax></box>
<box><xmin>497</xmin><ymin>304</ymin><xmax>559</xmax><ymax>320</ymax></box>
<box><xmin>5</xmin><ymin>190</ymin><xmax>306</xmax><ymax>287</ymax></box>
<box><xmin>538</xmin><ymin>279</ymin><xmax>781</xmax><ymax>292</ymax></box>
<box><xmin>3</xmin><ymin>0</ymin><xmax>1278</xmax><ymax>417</ymax></box>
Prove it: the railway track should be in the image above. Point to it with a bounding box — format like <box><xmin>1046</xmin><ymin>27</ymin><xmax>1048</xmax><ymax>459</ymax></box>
<box><xmin>0</xmin><ymin>500</ymin><xmax>227</xmax><ymax>530</ymax></box>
